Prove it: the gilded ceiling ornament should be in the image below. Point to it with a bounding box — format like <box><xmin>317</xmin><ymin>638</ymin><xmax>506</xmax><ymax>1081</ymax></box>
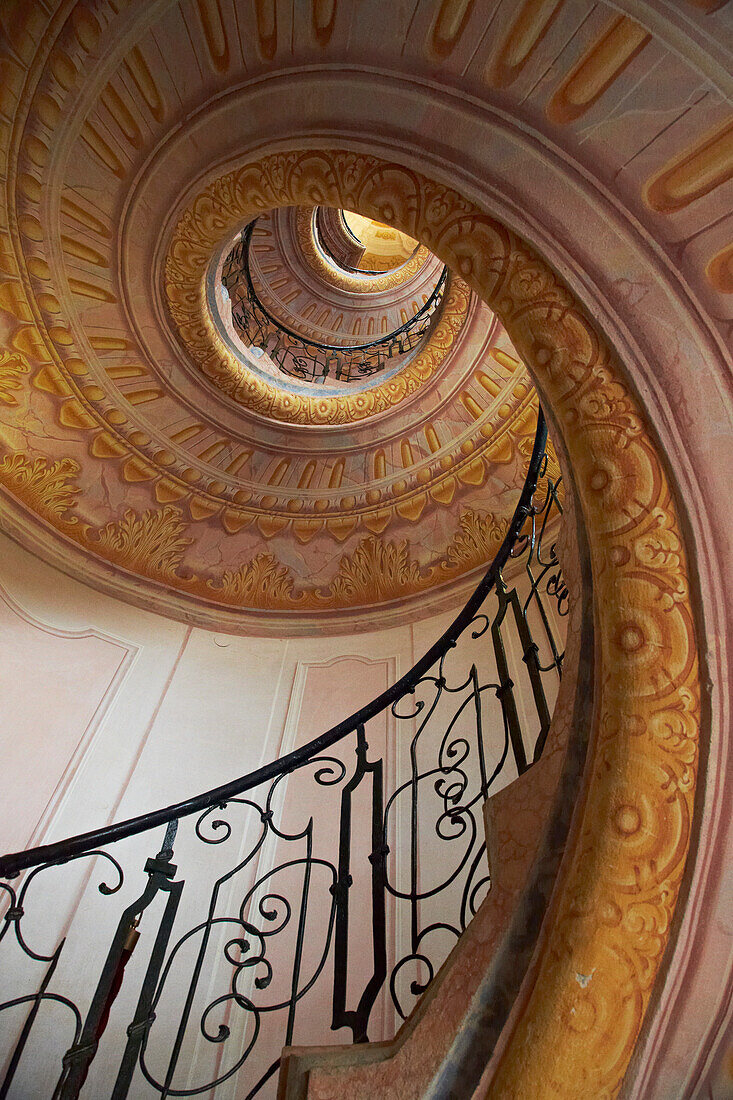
<box><xmin>0</xmin><ymin>453</ymin><xmax>80</xmax><ymax>522</ymax></box>
<box><xmin>3</xmin><ymin>135</ymin><xmax>532</xmax><ymax>568</ymax></box>
<box><xmin>0</xmin><ymin>350</ymin><xmax>30</xmax><ymax>407</ymax></box>
<box><xmin>442</xmin><ymin>509</ymin><xmax>510</xmax><ymax>572</ymax></box>
<box><xmin>0</xmin><ymin>458</ymin><xmax>525</xmax><ymax>610</ymax></box>
<box><xmin>86</xmin><ymin>506</ymin><xmax>192</xmax><ymax>582</ymax></box>
<box><xmin>208</xmin><ymin>553</ymin><xmax>301</xmax><ymax>609</ymax></box>
<box><xmin>324</xmin><ymin>534</ymin><xmax>425</xmax><ymax>605</ymax></box>
<box><xmin>57</xmin><ymin>496</ymin><xmax>529</xmax><ymax>613</ymax></box>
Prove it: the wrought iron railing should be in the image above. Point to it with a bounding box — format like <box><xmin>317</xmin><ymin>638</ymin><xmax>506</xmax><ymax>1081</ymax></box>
<box><xmin>221</xmin><ymin>221</ymin><xmax>448</xmax><ymax>384</ymax></box>
<box><xmin>0</xmin><ymin>409</ymin><xmax>567</xmax><ymax>1100</ymax></box>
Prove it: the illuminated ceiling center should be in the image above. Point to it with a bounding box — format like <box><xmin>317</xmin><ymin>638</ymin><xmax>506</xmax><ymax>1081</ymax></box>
<box><xmin>340</xmin><ymin>211</ymin><xmax>420</xmax><ymax>271</ymax></box>
<box><xmin>210</xmin><ymin>206</ymin><xmax>446</xmax><ymax>394</ymax></box>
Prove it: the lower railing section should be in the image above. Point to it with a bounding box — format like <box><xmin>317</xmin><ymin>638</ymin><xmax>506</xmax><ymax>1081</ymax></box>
<box><xmin>0</xmin><ymin>411</ymin><xmax>566</xmax><ymax>1100</ymax></box>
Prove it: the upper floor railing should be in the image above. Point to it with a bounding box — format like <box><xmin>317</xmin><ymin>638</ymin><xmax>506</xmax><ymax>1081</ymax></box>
<box><xmin>221</xmin><ymin>221</ymin><xmax>448</xmax><ymax>385</ymax></box>
<box><xmin>0</xmin><ymin>408</ymin><xmax>567</xmax><ymax>1100</ymax></box>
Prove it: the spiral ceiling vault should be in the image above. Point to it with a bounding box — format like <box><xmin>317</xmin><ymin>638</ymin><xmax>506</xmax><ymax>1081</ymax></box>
<box><xmin>0</xmin><ymin>4</ymin><xmax>561</xmax><ymax>630</ymax></box>
<box><xmin>2</xmin><ymin>0</ymin><xmax>727</xmax><ymax>636</ymax></box>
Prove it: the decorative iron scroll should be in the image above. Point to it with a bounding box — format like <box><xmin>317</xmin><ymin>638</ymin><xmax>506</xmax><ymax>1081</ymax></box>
<box><xmin>0</xmin><ymin>411</ymin><xmax>566</xmax><ymax>1099</ymax></box>
<box><xmin>220</xmin><ymin>221</ymin><xmax>448</xmax><ymax>384</ymax></box>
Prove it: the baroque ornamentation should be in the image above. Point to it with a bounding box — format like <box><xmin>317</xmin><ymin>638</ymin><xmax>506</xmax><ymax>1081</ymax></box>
<box><xmin>0</xmin><ymin>116</ymin><xmax>701</xmax><ymax>1096</ymax></box>
<box><xmin>0</xmin><ymin>453</ymin><xmax>80</xmax><ymax>523</ymax></box>
<box><xmin>208</xmin><ymin>553</ymin><xmax>300</xmax><ymax>609</ymax></box>
<box><xmin>442</xmin><ymin>509</ymin><xmax>510</xmax><ymax>572</ymax></box>
<box><xmin>0</xmin><ymin>79</ymin><xmax>538</xmax><ymax>590</ymax></box>
<box><xmin>0</xmin><ymin>351</ymin><xmax>30</xmax><ymax>407</ymax></box>
<box><xmin>132</xmin><ymin>508</ymin><xmax>521</xmax><ymax>610</ymax></box>
<box><xmin>15</xmin><ymin>490</ymin><xmax>516</xmax><ymax>612</ymax></box>
<box><xmin>86</xmin><ymin>506</ymin><xmax>192</xmax><ymax>583</ymax></box>
<box><xmin>325</xmin><ymin>535</ymin><xmax>425</xmax><ymax>604</ymax></box>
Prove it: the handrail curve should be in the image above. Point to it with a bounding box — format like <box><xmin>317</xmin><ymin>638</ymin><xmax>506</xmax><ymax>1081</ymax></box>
<box><xmin>0</xmin><ymin>411</ymin><xmax>549</xmax><ymax>879</ymax></box>
<box><xmin>314</xmin><ymin>208</ymin><xmax>420</xmax><ymax>276</ymax></box>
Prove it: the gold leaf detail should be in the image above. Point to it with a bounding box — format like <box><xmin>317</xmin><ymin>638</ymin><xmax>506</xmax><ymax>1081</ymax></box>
<box><xmin>0</xmin><ymin>349</ymin><xmax>30</xmax><ymax>406</ymax></box>
<box><xmin>89</xmin><ymin>506</ymin><xmax>191</xmax><ymax>580</ymax></box>
<box><xmin>327</xmin><ymin>535</ymin><xmax>424</xmax><ymax>604</ymax></box>
<box><xmin>209</xmin><ymin>553</ymin><xmax>299</xmax><ymax>608</ymax></box>
<box><xmin>0</xmin><ymin>453</ymin><xmax>79</xmax><ymax>521</ymax></box>
<box><xmin>443</xmin><ymin>509</ymin><xmax>510</xmax><ymax>571</ymax></box>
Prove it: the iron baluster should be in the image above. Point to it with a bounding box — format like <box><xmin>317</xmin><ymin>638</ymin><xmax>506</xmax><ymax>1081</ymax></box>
<box><xmin>0</xmin><ymin>852</ymin><xmax>124</xmax><ymax>1099</ymax></box>
<box><xmin>520</xmin><ymin>469</ymin><xmax>567</xmax><ymax>679</ymax></box>
<box><xmin>504</xmin><ymin>586</ymin><xmax>553</xmax><ymax>764</ymax></box>
<box><xmin>491</xmin><ymin>572</ymin><xmax>529</xmax><ymax>776</ymax></box>
<box><xmin>0</xmin><ymin>409</ymin><xmax>569</xmax><ymax>1097</ymax></box>
<box><xmin>0</xmin><ymin>922</ymin><xmax>64</xmax><ymax>1100</ymax></box>
<box><xmin>284</xmin><ymin>821</ymin><xmax>314</xmax><ymax>1048</ymax></box>
<box><xmin>469</xmin><ymin>664</ymin><xmax>490</xmax><ymax>799</ymax></box>
<box><xmin>57</xmin><ymin>827</ymin><xmax>181</xmax><ymax>1099</ymax></box>
<box><xmin>331</xmin><ymin>725</ymin><xmax>387</xmax><ymax>1043</ymax></box>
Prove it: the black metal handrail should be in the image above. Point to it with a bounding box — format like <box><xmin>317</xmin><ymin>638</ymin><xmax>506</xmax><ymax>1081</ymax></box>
<box><xmin>339</xmin><ymin>211</ymin><xmax>363</xmax><ymax>246</ymax></box>
<box><xmin>0</xmin><ymin>412</ymin><xmax>547</xmax><ymax>880</ymax></box>
<box><xmin>221</xmin><ymin>220</ymin><xmax>448</xmax><ymax>384</ymax></box>
<box><xmin>0</xmin><ymin>406</ymin><xmax>569</xmax><ymax>1099</ymax></box>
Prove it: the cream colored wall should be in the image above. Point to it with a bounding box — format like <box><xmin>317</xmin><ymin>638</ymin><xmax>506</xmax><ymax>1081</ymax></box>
<box><xmin>0</xmin><ymin>529</ymin><xmax>563</xmax><ymax>862</ymax></box>
<box><xmin>0</xmin><ymin>529</ymin><xmax>410</xmax><ymax>1096</ymax></box>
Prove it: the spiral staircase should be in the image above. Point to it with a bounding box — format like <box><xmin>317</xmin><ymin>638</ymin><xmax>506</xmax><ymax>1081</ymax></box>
<box><xmin>0</xmin><ymin>2</ymin><xmax>731</xmax><ymax>1099</ymax></box>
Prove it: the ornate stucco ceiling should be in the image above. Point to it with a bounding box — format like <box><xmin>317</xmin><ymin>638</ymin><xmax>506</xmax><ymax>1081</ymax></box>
<box><xmin>0</xmin><ymin>0</ymin><xmax>728</xmax><ymax>634</ymax></box>
<box><xmin>0</xmin><ymin>3</ymin><xmax>546</xmax><ymax>629</ymax></box>
<box><xmin>245</xmin><ymin>207</ymin><xmax>441</xmax><ymax>349</ymax></box>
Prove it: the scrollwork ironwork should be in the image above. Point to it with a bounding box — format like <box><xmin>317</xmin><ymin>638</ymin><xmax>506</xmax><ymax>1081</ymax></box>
<box><xmin>0</xmin><ymin>410</ymin><xmax>566</xmax><ymax>1098</ymax></box>
<box><xmin>221</xmin><ymin>221</ymin><xmax>448</xmax><ymax>385</ymax></box>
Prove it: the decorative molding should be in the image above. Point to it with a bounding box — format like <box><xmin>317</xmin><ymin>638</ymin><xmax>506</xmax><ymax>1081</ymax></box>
<box><xmin>0</xmin><ymin>33</ymin><xmax>544</xmax><ymax>618</ymax></box>
<box><xmin>0</xmin><ymin>350</ymin><xmax>31</xmax><ymax>407</ymax></box>
<box><xmin>0</xmin><ymin>446</ymin><xmax>548</xmax><ymax>612</ymax></box>
<box><xmin>87</xmin><ymin>506</ymin><xmax>193</xmax><ymax>584</ymax></box>
<box><xmin>298</xmin><ymin>207</ymin><xmax>431</xmax><ymax>294</ymax></box>
<box><xmin>0</xmin><ymin>454</ymin><xmax>80</xmax><ymax>523</ymax></box>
